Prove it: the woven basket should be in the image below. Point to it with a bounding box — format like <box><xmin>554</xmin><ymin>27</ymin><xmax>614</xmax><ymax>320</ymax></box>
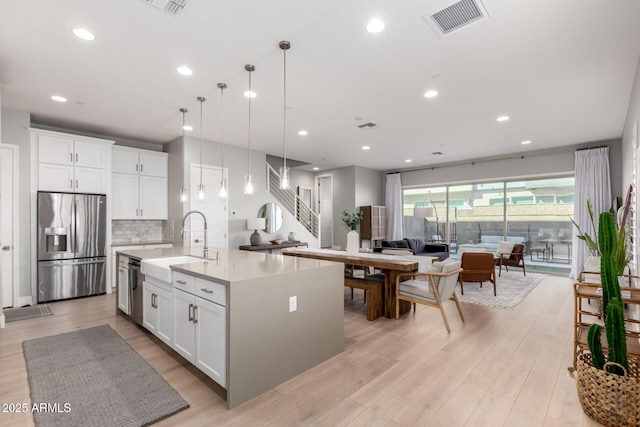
<box><xmin>576</xmin><ymin>351</ymin><xmax>640</xmax><ymax>426</ymax></box>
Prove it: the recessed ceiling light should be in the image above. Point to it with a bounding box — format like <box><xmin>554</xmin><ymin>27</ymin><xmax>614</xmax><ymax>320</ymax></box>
<box><xmin>312</xmin><ymin>167</ymin><xmax>319</xmax><ymax>171</ymax></box>
<box><xmin>244</xmin><ymin>91</ymin><xmax>257</xmax><ymax>98</ymax></box>
<box><xmin>405</xmin><ymin>159</ymin><xmax>412</xmax><ymax>163</ymax></box>
<box><xmin>177</xmin><ymin>66</ymin><xmax>193</xmax><ymax>76</ymax></box>
<box><xmin>366</xmin><ymin>18</ymin><xmax>385</xmax><ymax>33</ymax></box>
<box><xmin>182</xmin><ymin>125</ymin><xmax>193</xmax><ymax>131</ymax></box>
<box><xmin>72</xmin><ymin>28</ymin><xmax>95</xmax><ymax>41</ymax></box>
<box><xmin>496</xmin><ymin>115</ymin><xmax>510</xmax><ymax>122</ymax></box>
<box><xmin>362</xmin><ymin>146</ymin><xmax>370</xmax><ymax>150</ymax></box>
<box><xmin>298</xmin><ymin>130</ymin><xmax>308</xmax><ymax>136</ymax></box>
<box><xmin>424</xmin><ymin>90</ymin><xmax>438</xmax><ymax>98</ymax></box>
<box><xmin>51</xmin><ymin>95</ymin><xmax>67</xmax><ymax>102</ymax></box>
<box><xmin>521</xmin><ymin>140</ymin><xmax>531</xmax><ymax>145</ymax></box>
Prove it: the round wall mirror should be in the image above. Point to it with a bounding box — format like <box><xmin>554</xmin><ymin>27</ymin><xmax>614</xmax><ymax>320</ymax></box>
<box><xmin>258</xmin><ymin>203</ymin><xmax>283</xmax><ymax>233</ymax></box>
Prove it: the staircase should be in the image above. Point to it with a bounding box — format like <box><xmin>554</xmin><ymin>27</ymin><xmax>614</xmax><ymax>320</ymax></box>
<box><xmin>267</xmin><ymin>164</ymin><xmax>320</xmax><ymax>239</ymax></box>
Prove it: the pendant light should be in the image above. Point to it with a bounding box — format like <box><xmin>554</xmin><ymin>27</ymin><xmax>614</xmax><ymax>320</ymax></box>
<box><xmin>197</xmin><ymin>96</ymin><xmax>206</xmax><ymax>200</ymax></box>
<box><xmin>217</xmin><ymin>83</ymin><xmax>228</xmax><ymax>198</ymax></box>
<box><xmin>244</xmin><ymin>64</ymin><xmax>255</xmax><ymax>195</ymax></box>
<box><xmin>179</xmin><ymin>107</ymin><xmax>188</xmax><ymax>203</ymax></box>
<box><xmin>279</xmin><ymin>40</ymin><xmax>291</xmax><ymax>190</ymax></box>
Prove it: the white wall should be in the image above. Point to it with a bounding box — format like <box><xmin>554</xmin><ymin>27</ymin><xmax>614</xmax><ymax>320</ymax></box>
<box><xmin>622</xmin><ymin>56</ymin><xmax>640</xmax><ymax>198</ymax></box>
<box><xmin>175</xmin><ymin>136</ymin><xmax>319</xmax><ymax>249</ymax></box>
<box><xmin>1</xmin><ymin>109</ymin><xmax>31</xmax><ymax>299</ymax></box>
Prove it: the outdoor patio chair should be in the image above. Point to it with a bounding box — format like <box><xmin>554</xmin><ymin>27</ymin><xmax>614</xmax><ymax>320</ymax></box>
<box><xmin>494</xmin><ymin>243</ymin><xmax>526</xmax><ymax>276</ymax></box>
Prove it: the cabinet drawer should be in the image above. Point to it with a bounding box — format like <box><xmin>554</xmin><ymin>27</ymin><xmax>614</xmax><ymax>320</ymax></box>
<box><xmin>173</xmin><ymin>271</ymin><xmax>196</xmax><ymax>294</ymax></box>
<box><xmin>195</xmin><ymin>278</ymin><xmax>226</xmax><ymax>306</ymax></box>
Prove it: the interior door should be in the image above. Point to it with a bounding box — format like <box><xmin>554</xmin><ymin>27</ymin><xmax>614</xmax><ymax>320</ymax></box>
<box><xmin>189</xmin><ymin>164</ymin><xmax>228</xmax><ymax>249</ymax></box>
<box><xmin>1</xmin><ymin>145</ymin><xmax>16</xmax><ymax>308</ymax></box>
<box><xmin>317</xmin><ymin>175</ymin><xmax>333</xmax><ymax>248</ymax></box>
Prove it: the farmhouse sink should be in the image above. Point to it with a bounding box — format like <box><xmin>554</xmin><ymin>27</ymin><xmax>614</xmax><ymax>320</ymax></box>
<box><xmin>141</xmin><ymin>256</ymin><xmax>206</xmax><ymax>283</ymax></box>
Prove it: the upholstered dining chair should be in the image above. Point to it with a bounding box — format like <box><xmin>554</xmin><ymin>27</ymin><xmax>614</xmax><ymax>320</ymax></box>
<box><xmin>494</xmin><ymin>243</ymin><xmax>526</xmax><ymax>276</ymax></box>
<box><xmin>458</xmin><ymin>252</ymin><xmax>497</xmax><ymax>296</ymax></box>
<box><xmin>395</xmin><ymin>260</ymin><xmax>464</xmax><ymax>333</ymax></box>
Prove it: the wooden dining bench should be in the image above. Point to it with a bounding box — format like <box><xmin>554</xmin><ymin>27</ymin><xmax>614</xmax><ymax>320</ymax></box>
<box><xmin>344</xmin><ymin>275</ymin><xmax>384</xmax><ymax>321</ymax></box>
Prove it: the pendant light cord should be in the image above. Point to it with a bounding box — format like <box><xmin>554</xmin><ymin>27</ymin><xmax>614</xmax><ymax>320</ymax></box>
<box><xmin>247</xmin><ymin>67</ymin><xmax>253</xmax><ymax>175</ymax></box>
<box><xmin>197</xmin><ymin>96</ymin><xmax>206</xmax><ymax>191</ymax></box>
<box><xmin>219</xmin><ymin>84</ymin><xmax>225</xmax><ymax>172</ymax></box>
<box><xmin>282</xmin><ymin>44</ymin><xmax>288</xmax><ymax>170</ymax></box>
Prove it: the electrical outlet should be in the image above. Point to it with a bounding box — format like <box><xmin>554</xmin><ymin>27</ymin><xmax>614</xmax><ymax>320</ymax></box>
<box><xmin>289</xmin><ymin>296</ymin><xmax>297</xmax><ymax>312</ymax></box>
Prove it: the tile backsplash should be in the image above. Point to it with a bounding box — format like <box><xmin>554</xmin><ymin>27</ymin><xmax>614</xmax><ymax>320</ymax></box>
<box><xmin>112</xmin><ymin>220</ymin><xmax>174</xmax><ymax>244</ymax></box>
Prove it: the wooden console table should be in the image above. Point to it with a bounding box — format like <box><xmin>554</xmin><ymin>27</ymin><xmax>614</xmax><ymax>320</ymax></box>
<box><xmin>239</xmin><ymin>242</ymin><xmax>308</xmax><ymax>253</ymax></box>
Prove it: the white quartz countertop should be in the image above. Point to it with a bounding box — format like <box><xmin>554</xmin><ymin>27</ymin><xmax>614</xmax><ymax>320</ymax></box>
<box><xmin>116</xmin><ymin>247</ymin><xmax>339</xmax><ymax>284</ymax></box>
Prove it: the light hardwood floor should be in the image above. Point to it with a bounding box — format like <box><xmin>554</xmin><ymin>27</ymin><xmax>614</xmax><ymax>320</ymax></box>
<box><xmin>0</xmin><ymin>275</ymin><xmax>604</xmax><ymax>426</ymax></box>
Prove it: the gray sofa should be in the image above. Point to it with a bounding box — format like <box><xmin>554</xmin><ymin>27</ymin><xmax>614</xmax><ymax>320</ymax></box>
<box><xmin>374</xmin><ymin>238</ymin><xmax>449</xmax><ymax>261</ymax></box>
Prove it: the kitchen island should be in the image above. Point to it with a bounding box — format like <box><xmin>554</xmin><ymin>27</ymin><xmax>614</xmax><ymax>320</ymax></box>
<box><xmin>115</xmin><ymin>247</ymin><xmax>344</xmax><ymax>409</ymax></box>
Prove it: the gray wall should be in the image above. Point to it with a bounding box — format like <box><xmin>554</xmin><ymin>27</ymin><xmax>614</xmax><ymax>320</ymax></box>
<box><xmin>355</xmin><ymin>166</ymin><xmax>384</xmax><ymax>207</ymax></box>
<box><xmin>397</xmin><ymin>141</ymin><xmax>623</xmax><ymax>199</ymax></box>
<box><xmin>1</xmin><ymin>108</ymin><xmax>32</xmax><ymax>298</ymax></box>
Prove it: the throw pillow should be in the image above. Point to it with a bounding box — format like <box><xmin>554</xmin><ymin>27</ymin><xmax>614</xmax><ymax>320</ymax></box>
<box><xmin>495</xmin><ymin>241</ymin><xmax>516</xmax><ymax>259</ymax></box>
<box><xmin>428</xmin><ymin>258</ymin><xmax>454</xmax><ymax>284</ymax></box>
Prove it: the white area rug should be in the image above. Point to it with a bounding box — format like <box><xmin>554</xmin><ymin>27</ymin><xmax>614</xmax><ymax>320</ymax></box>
<box><xmin>457</xmin><ymin>270</ymin><xmax>547</xmax><ymax>310</ymax></box>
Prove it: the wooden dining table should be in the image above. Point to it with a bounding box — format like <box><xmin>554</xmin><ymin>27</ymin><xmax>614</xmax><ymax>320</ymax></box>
<box><xmin>282</xmin><ymin>248</ymin><xmax>432</xmax><ymax>318</ymax></box>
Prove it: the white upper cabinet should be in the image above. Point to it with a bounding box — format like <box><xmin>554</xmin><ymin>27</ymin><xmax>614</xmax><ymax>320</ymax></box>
<box><xmin>32</xmin><ymin>129</ymin><xmax>113</xmax><ymax>194</ymax></box>
<box><xmin>111</xmin><ymin>146</ymin><xmax>168</xmax><ymax>220</ymax></box>
<box><xmin>113</xmin><ymin>146</ymin><xmax>167</xmax><ymax>177</ymax></box>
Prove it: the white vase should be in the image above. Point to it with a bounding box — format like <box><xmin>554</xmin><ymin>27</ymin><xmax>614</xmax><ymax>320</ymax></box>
<box><xmin>346</xmin><ymin>230</ymin><xmax>360</xmax><ymax>254</ymax></box>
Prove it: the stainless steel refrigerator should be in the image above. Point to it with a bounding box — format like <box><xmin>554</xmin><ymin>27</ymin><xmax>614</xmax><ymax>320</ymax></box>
<box><xmin>37</xmin><ymin>192</ymin><xmax>107</xmax><ymax>302</ymax></box>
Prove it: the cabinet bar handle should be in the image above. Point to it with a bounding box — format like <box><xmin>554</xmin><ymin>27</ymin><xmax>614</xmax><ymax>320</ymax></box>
<box><xmin>152</xmin><ymin>293</ymin><xmax>157</xmax><ymax>308</ymax></box>
<box><xmin>188</xmin><ymin>303</ymin><xmax>194</xmax><ymax>321</ymax></box>
<box><xmin>140</xmin><ymin>209</ymin><xmax>143</xmax><ymax>217</ymax></box>
<box><xmin>200</xmin><ymin>288</ymin><xmax>214</xmax><ymax>294</ymax></box>
<box><xmin>76</xmin><ymin>153</ymin><xmax>78</xmax><ymax>162</ymax></box>
<box><xmin>70</xmin><ymin>153</ymin><xmax>73</xmax><ymax>162</ymax></box>
<box><xmin>176</xmin><ymin>280</ymin><xmax>187</xmax><ymax>285</ymax></box>
<box><xmin>136</xmin><ymin>164</ymin><xmax>139</xmax><ymax>172</ymax></box>
<box><xmin>193</xmin><ymin>305</ymin><xmax>198</xmax><ymax>323</ymax></box>
<box><xmin>75</xmin><ymin>179</ymin><xmax>78</xmax><ymax>188</ymax></box>
<box><xmin>70</xmin><ymin>179</ymin><xmax>73</xmax><ymax>188</ymax></box>
<box><xmin>136</xmin><ymin>208</ymin><xmax>139</xmax><ymax>217</ymax></box>
<box><xmin>140</xmin><ymin>164</ymin><xmax>144</xmax><ymax>173</ymax></box>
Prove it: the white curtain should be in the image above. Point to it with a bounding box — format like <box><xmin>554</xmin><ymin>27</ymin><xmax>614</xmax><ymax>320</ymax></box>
<box><xmin>570</xmin><ymin>147</ymin><xmax>611</xmax><ymax>279</ymax></box>
<box><xmin>385</xmin><ymin>173</ymin><xmax>403</xmax><ymax>241</ymax></box>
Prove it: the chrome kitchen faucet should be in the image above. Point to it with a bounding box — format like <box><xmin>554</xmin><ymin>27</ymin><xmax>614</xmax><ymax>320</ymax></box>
<box><xmin>181</xmin><ymin>210</ymin><xmax>208</xmax><ymax>258</ymax></box>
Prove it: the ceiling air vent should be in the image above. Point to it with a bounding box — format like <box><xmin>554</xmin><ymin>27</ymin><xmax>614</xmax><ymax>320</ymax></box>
<box><xmin>423</xmin><ymin>0</ymin><xmax>490</xmax><ymax>38</ymax></box>
<box><xmin>357</xmin><ymin>122</ymin><xmax>379</xmax><ymax>129</ymax></box>
<box><xmin>432</xmin><ymin>151</ymin><xmax>443</xmax><ymax>155</ymax></box>
<box><xmin>143</xmin><ymin>0</ymin><xmax>188</xmax><ymax>16</ymax></box>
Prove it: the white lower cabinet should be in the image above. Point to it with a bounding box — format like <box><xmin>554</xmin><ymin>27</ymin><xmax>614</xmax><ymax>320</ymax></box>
<box><xmin>143</xmin><ymin>280</ymin><xmax>173</xmax><ymax>346</ymax></box>
<box><xmin>172</xmin><ymin>281</ymin><xmax>227</xmax><ymax>387</ymax></box>
<box><xmin>117</xmin><ymin>263</ymin><xmax>129</xmax><ymax>315</ymax></box>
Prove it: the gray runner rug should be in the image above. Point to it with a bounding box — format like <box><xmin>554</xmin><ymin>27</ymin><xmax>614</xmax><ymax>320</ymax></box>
<box><xmin>457</xmin><ymin>270</ymin><xmax>547</xmax><ymax>310</ymax></box>
<box><xmin>5</xmin><ymin>304</ymin><xmax>53</xmax><ymax>322</ymax></box>
<box><xmin>23</xmin><ymin>324</ymin><xmax>189</xmax><ymax>427</ymax></box>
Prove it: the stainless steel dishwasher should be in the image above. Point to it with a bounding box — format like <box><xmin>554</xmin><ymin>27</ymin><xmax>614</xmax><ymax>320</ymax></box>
<box><xmin>128</xmin><ymin>258</ymin><xmax>144</xmax><ymax>326</ymax></box>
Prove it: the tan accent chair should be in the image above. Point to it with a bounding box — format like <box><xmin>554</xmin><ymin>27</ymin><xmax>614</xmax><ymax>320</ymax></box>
<box><xmin>395</xmin><ymin>260</ymin><xmax>464</xmax><ymax>333</ymax></box>
<box><xmin>458</xmin><ymin>252</ymin><xmax>497</xmax><ymax>296</ymax></box>
<box><xmin>494</xmin><ymin>243</ymin><xmax>526</xmax><ymax>276</ymax></box>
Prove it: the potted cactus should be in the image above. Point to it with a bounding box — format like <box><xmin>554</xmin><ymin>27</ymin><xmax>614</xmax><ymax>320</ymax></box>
<box><xmin>576</xmin><ymin>211</ymin><xmax>639</xmax><ymax>425</ymax></box>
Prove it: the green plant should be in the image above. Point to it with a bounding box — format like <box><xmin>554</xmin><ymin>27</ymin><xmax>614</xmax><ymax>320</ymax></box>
<box><xmin>570</xmin><ymin>198</ymin><xmax>599</xmax><ymax>256</ymax></box>
<box><xmin>571</xmin><ymin>192</ymin><xmax>631</xmax><ymax>275</ymax></box>
<box><xmin>587</xmin><ymin>211</ymin><xmax>628</xmax><ymax>374</ymax></box>
<box><xmin>342</xmin><ymin>210</ymin><xmax>363</xmax><ymax>231</ymax></box>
